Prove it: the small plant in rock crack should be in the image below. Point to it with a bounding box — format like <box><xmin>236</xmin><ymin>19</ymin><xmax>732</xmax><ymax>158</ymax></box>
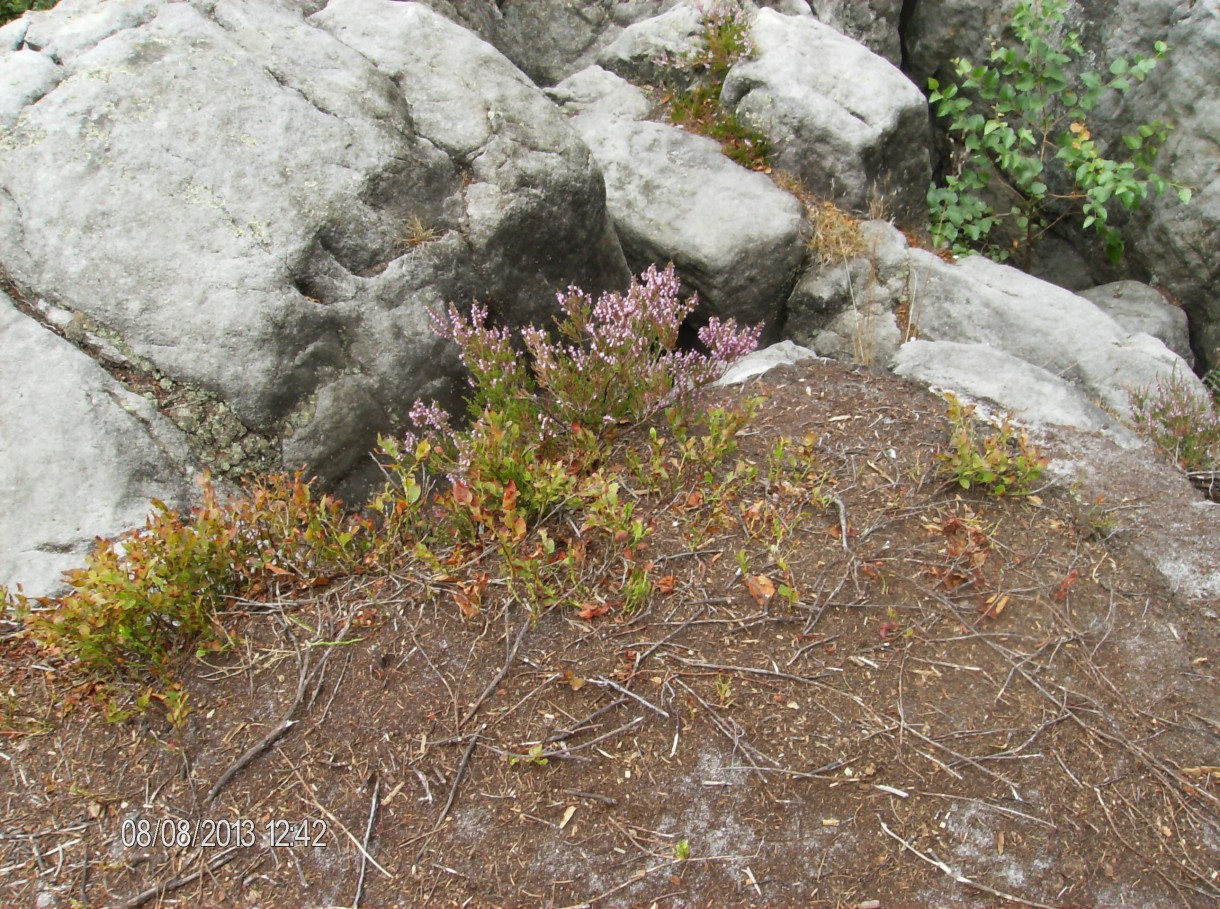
<box><xmin>927</xmin><ymin>0</ymin><xmax>1189</xmax><ymax>268</ymax></box>
<box><xmin>663</xmin><ymin>0</ymin><xmax>772</xmax><ymax>170</ymax></box>
<box><xmin>1127</xmin><ymin>371</ymin><xmax>1220</xmax><ymax>473</ymax></box>
<box><xmin>937</xmin><ymin>393</ymin><xmax>1046</xmax><ymax>496</ymax></box>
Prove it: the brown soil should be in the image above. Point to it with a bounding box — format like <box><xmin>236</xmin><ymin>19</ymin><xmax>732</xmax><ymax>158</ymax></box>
<box><xmin>3</xmin><ymin>359</ymin><xmax>1217</xmax><ymax>909</ymax></box>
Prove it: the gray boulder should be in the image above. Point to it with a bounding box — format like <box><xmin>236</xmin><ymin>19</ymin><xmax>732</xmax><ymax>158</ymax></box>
<box><xmin>0</xmin><ymin>0</ymin><xmax>627</xmax><ymax>497</ymax></box>
<box><xmin>892</xmin><ymin>339</ymin><xmax>1141</xmax><ymax>446</ymax></box>
<box><xmin>781</xmin><ymin>220</ymin><xmax>1206</xmax><ymax>425</ymax></box>
<box><xmin>785</xmin><ymin>219</ymin><xmax>912</xmax><ymax>365</ymax></box>
<box><xmin>1079</xmin><ymin>281</ymin><xmax>1193</xmax><ymax>367</ymax></box>
<box><xmin>908</xmin><ymin>249</ymin><xmax>1207</xmax><ymax>419</ymax></box>
<box><xmin>808</xmin><ymin>0</ymin><xmax>902</xmax><ymax>65</ymax></box>
<box><xmin>555</xmin><ymin>67</ymin><xmax>806</xmax><ymax>334</ymax></box>
<box><xmin>721</xmin><ymin>8</ymin><xmax>931</xmax><ymax>221</ymax></box>
<box><xmin>0</xmin><ymin>293</ymin><xmax>196</xmax><ymax>597</ymax></box>
<box><xmin>492</xmin><ymin>0</ymin><xmax>680</xmax><ymax>87</ymax></box>
<box><xmin>714</xmin><ymin>339</ymin><xmax>819</xmax><ymax>386</ymax></box>
<box><xmin>596</xmin><ymin>1</ymin><xmax>703</xmax><ymax>87</ymax></box>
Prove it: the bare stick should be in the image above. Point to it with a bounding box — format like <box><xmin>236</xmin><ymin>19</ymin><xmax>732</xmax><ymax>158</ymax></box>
<box><xmin>209</xmin><ymin>609</ymin><xmax>356</xmax><ymax>803</ymax></box>
<box><xmin>119</xmin><ymin>846</ymin><xmax>241</xmax><ymax>908</ymax></box>
<box><xmin>415</xmin><ymin>731</ymin><xmax>482</xmax><ymax>862</ymax></box>
<box><xmin>880</xmin><ymin>821</ymin><xmax>1059</xmax><ymax>909</ymax></box>
<box><xmin>460</xmin><ymin>617</ymin><xmax>529</xmax><ymax>728</ymax></box>
<box><xmin>591</xmin><ymin>677</ymin><xmax>669</xmax><ymax>718</ymax></box>
<box><xmin>546</xmin><ymin>697</ymin><xmax>630</xmax><ymax>743</ymax></box>
<box><xmin>352</xmin><ymin>778</ymin><xmax>380</xmax><ymax>909</ymax></box>
<box><xmin>670</xmin><ymin>656</ymin><xmax>832</xmax><ymax>686</ymax></box>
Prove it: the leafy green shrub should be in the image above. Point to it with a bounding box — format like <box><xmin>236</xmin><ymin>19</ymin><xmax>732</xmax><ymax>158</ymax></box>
<box><xmin>927</xmin><ymin>0</ymin><xmax>1189</xmax><ymax>268</ymax></box>
<box><xmin>399</xmin><ymin>263</ymin><xmax>760</xmax><ymax>524</ymax></box>
<box><xmin>1128</xmin><ymin>371</ymin><xmax>1220</xmax><ymax>472</ymax></box>
<box><xmin>16</xmin><ymin>474</ymin><xmax>369</xmax><ymax>678</ymax></box>
<box><xmin>937</xmin><ymin>394</ymin><xmax>1046</xmax><ymax>496</ymax></box>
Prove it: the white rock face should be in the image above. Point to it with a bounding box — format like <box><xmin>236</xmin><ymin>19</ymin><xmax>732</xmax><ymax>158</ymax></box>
<box><xmin>0</xmin><ymin>294</ymin><xmax>195</xmax><ymax>597</ymax></box>
<box><xmin>721</xmin><ymin>9</ymin><xmax>931</xmax><ymax>221</ymax></box>
<box><xmin>557</xmin><ymin>67</ymin><xmax>806</xmax><ymax>333</ymax></box>
<box><xmin>892</xmin><ymin>339</ymin><xmax>1142</xmax><ymax>445</ymax></box>
<box><xmin>0</xmin><ymin>0</ymin><xmax>627</xmax><ymax>492</ymax></box>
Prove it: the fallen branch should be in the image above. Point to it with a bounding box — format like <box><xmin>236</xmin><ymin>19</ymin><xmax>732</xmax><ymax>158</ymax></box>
<box><xmin>119</xmin><ymin>846</ymin><xmax>241</xmax><ymax>909</ymax></box>
<box><xmin>352</xmin><ymin>777</ymin><xmax>380</xmax><ymax>909</ymax></box>
<box><xmin>880</xmin><ymin>821</ymin><xmax>1059</xmax><ymax>909</ymax></box>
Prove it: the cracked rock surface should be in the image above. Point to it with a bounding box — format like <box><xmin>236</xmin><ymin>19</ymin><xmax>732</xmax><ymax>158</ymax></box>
<box><xmin>0</xmin><ymin>0</ymin><xmax>628</xmax><ymax>592</ymax></box>
<box><xmin>0</xmin><ymin>291</ymin><xmax>196</xmax><ymax>597</ymax></box>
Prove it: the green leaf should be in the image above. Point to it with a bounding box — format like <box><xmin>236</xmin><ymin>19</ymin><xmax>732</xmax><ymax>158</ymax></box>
<box><xmin>1177</xmin><ymin>187</ymin><xmax>1192</xmax><ymax>204</ymax></box>
<box><xmin>1110</xmin><ymin>58</ymin><xmax>1129</xmax><ymax>75</ymax></box>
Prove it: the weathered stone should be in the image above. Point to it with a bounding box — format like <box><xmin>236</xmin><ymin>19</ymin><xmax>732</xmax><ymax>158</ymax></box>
<box><xmin>722</xmin><ymin>8</ymin><xmax>931</xmax><ymax>221</ymax></box>
<box><xmin>892</xmin><ymin>339</ymin><xmax>1141</xmax><ymax>445</ymax></box>
<box><xmin>808</xmin><ymin>0</ymin><xmax>902</xmax><ymax>64</ymax></box>
<box><xmin>904</xmin><ymin>0</ymin><xmax>1220</xmax><ymax>372</ymax></box>
<box><xmin>714</xmin><ymin>339</ymin><xmax>819</xmax><ymax>386</ymax></box>
<box><xmin>907</xmin><ymin>250</ymin><xmax>1206</xmax><ymax>419</ymax></box>
<box><xmin>1079</xmin><ymin>281</ymin><xmax>1193</xmax><ymax>367</ymax></box>
<box><xmin>0</xmin><ymin>293</ymin><xmax>195</xmax><ymax>597</ymax></box>
<box><xmin>545</xmin><ymin>64</ymin><xmax>654</xmax><ymax>121</ymax></box>
<box><xmin>596</xmin><ymin>1</ymin><xmax>703</xmax><ymax>87</ymax></box>
<box><xmin>0</xmin><ymin>0</ymin><xmax>627</xmax><ymax>497</ymax></box>
<box><xmin>785</xmin><ymin>219</ymin><xmax>912</xmax><ymax>362</ymax></box>
<box><xmin>560</xmin><ymin>67</ymin><xmax>806</xmax><ymax>333</ymax></box>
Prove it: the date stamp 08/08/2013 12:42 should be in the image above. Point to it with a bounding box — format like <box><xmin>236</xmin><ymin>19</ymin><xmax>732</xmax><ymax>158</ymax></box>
<box><xmin>120</xmin><ymin>816</ymin><xmax>329</xmax><ymax>850</ymax></box>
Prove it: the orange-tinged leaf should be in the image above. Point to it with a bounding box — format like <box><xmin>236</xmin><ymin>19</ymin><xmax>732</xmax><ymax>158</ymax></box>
<box><xmin>657</xmin><ymin>575</ymin><xmax>677</xmax><ymax>595</ymax></box>
<box><xmin>686</xmin><ymin>489</ymin><xmax>704</xmax><ymax>508</ymax></box>
<box><xmin>577</xmin><ymin>602</ymin><xmax>612</xmax><ymax>620</ymax></box>
<box><xmin>980</xmin><ymin>593</ymin><xmax>1009</xmax><ymax>619</ymax></box>
<box><xmin>744</xmin><ymin>574</ymin><xmax>775</xmax><ymax>605</ymax></box>
<box><xmin>452</xmin><ymin>482</ymin><xmax>472</xmax><ymax>506</ymax></box>
<box><xmin>502</xmin><ymin>481</ymin><xmax>519</xmax><ymax>512</ymax></box>
<box><xmin>1053</xmin><ymin>569</ymin><xmax>1078</xmax><ymax>603</ymax></box>
<box><xmin>563</xmin><ymin>670</ymin><xmax>586</xmax><ymax>691</ymax></box>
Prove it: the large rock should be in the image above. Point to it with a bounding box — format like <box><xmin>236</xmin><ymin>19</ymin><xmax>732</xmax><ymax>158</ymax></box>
<box><xmin>721</xmin><ymin>8</ymin><xmax>931</xmax><ymax>222</ymax></box>
<box><xmin>554</xmin><ymin>66</ymin><xmax>806</xmax><ymax>334</ymax></box>
<box><xmin>495</xmin><ymin>0</ymin><xmax>681</xmax><ymax>87</ymax></box>
<box><xmin>0</xmin><ymin>292</ymin><xmax>196</xmax><ymax>597</ymax></box>
<box><xmin>0</xmin><ymin>0</ymin><xmax>628</xmax><ymax>497</ymax></box>
<box><xmin>908</xmin><ymin>249</ymin><xmax>1207</xmax><ymax>419</ymax></box>
<box><xmin>564</xmin><ymin>114</ymin><xmax>804</xmax><ymax>335</ymax></box>
<box><xmin>808</xmin><ymin>0</ymin><xmax>902</xmax><ymax>65</ymax></box>
<box><xmin>785</xmin><ymin>219</ymin><xmax>912</xmax><ymax>364</ymax></box>
<box><xmin>782</xmin><ymin>221</ymin><xmax>1206</xmax><ymax>426</ymax></box>
<box><xmin>892</xmin><ymin>339</ymin><xmax>1141</xmax><ymax>445</ymax></box>
<box><xmin>1079</xmin><ymin>280</ymin><xmax>1193</xmax><ymax>366</ymax></box>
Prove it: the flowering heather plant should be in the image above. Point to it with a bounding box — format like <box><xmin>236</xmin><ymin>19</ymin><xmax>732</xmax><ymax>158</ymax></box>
<box><xmin>401</xmin><ymin>264</ymin><xmax>760</xmax><ymax>510</ymax></box>
<box><xmin>1128</xmin><ymin>371</ymin><xmax>1220</xmax><ymax>472</ymax></box>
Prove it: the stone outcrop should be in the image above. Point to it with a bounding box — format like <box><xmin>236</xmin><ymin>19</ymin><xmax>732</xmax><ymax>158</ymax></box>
<box><xmin>722</xmin><ymin>8</ymin><xmax>931</xmax><ymax>222</ymax></box>
<box><xmin>0</xmin><ymin>0</ymin><xmax>627</xmax><ymax>496</ymax></box>
<box><xmin>0</xmin><ymin>291</ymin><xmax>197</xmax><ymax>597</ymax></box>
<box><xmin>785</xmin><ymin>222</ymin><xmax>1207</xmax><ymax>430</ymax></box>
<box><xmin>1</xmin><ymin>0</ymin><xmax>1214</xmax><ymax>599</ymax></box>
<box><xmin>552</xmin><ymin>66</ymin><xmax>806</xmax><ymax>334</ymax></box>
<box><xmin>904</xmin><ymin>0</ymin><xmax>1220</xmax><ymax>372</ymax></box>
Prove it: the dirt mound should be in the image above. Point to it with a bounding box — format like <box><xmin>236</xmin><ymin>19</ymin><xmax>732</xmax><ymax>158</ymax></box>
<box><xmin>3</xmin><ymin>360</ymin><xmax>1217</xmax><ymax>908</ymax></box>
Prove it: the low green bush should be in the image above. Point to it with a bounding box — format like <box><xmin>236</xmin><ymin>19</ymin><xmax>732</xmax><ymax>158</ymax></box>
<box><xmin>927</xmin><ymin>0</ymin><xmax>1189</xmax><ymax>268</ymax></box>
